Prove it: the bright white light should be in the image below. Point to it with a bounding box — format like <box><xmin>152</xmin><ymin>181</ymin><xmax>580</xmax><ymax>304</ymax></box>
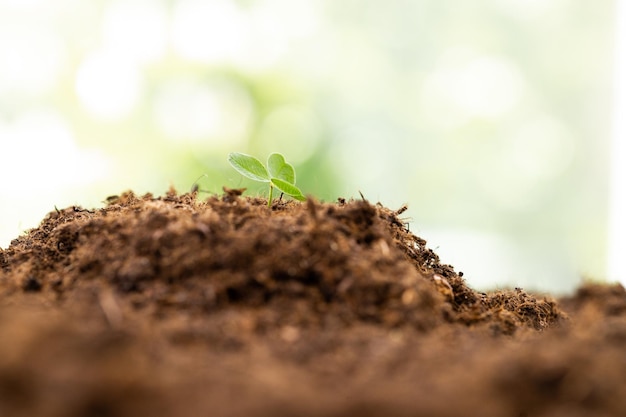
<box><xmin>474</xmin><ymin>117</ymin><xmax>575</xmax><ymax>213</ymax></box>
<box><xmin>153</xmin><ymin>78</ymin><xmax>253</xmax><ymax>144</ymax></box>
<box><xmin>261</xmin><ymin>0</ymin><xmax>319</xmax><ymax>39</ymax></box>
<box><xmin>235</xmin><ymin>0</ymin><xmax>320</xmax><ymax>71</ymax></box>
<box><xmin>0</xmin><ymin>111</ymin><xmax>110</xmax><ymax>248</ymax></box>
<box><xmin>422</xmin><ymin>229</ymin><xmax>518</xmax><ymax>290</ymax></box>
<box><xmin>608</xmin><ymin>1</ymin><xmax>626</xmax><ymax>285</ymax></box>
<box><xmin>421</xmin><ymin>52</ymin><xmax>524</xmax><ymax>127</ymax></box>
<box><xmin>473</xmin><ymin>116</ymin><xmax>574</xmax><ymax>214</ymax></box>
<box><xmin>510</xmin><ymin>117</ymin><xmax>575</xmax><ymax>182</ymax></box>
<box><xmin>75</xmin><ymin>50</ymin><xmax>143</xmax><ymax>121</ymax></box>
<box><xmin>101</xmin><ymin>0</ymin><xmax>168</xmax><ymax>64</ymax></box>
<box><xmin>493</xmin><ymin>0</ymin><xmax>566</xmax><ymax>19</ymax></box>
<box><xmin>0</xmin><ymin>111</ymin><xmax>110</xmax><ymax>192</ymax></box>
<box><xmin>0</xmin><ymin>25</ymin><xmax>66</xmax><ymax>95</ymax></box>
<box><xmin>334</xmin><ymin>122</ymin><xmax>396</xmax><ymax>186</ymax></box>
<box><xmin>171</xmin><ymin>0</ymin><xmax>247</xmax><ymax>64</ymax></box>
<box><xmin>170</xmin><ymin>0</ymin><xmax>321</xmax><ymax>71</ymax></box>
<box><xmin>0</xmin><ymin>0</ymin><xmax>47</xmax><ymax>10</ymax></box>
<box><xmin>422</xmin><ymin>228</ymin><xmax>576</xmax><ymax>293</ymax></box>
<box><xmin>453</xmin><ymin>57</ymin><xmax>524</xmax><ymax>118</ymax></box>
<box><xmin>233</xmin><ymin>6</ymin><xmax>288</xmax><ymax>71</ymax></box>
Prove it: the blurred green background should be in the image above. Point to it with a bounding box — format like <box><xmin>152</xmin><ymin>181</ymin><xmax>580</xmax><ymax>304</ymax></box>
<box><xmin>0</xmin><ymin>0</ymin><xmax>618</xmax><ymax>293</ymax></box>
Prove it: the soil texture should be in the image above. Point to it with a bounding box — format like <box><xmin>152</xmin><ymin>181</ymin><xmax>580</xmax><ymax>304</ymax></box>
<box><xmin>1</xmin><ymin>189</ymin><xmax>625</xmax><ymax>417</ymax></box>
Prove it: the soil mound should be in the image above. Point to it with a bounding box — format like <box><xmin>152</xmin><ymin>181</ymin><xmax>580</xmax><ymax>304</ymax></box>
<box><xmin>0</xmin><ymin>190</ymin><xmax>625</xmax><ymax>417</ymax></box>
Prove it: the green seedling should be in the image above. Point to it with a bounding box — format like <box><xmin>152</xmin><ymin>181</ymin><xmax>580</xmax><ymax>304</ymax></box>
<box><xmin>228</xmin><ymin>152</ymin><xmax>306</xmax><ymax>207</ymax></box>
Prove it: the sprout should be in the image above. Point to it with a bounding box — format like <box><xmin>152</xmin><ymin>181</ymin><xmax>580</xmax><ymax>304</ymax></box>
<box><xmin>228</xmin><ymin>152</ymin><xmax>306</xmax><ymax>207</ymax></box>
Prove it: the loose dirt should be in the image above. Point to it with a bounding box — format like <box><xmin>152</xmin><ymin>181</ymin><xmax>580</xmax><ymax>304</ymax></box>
<box><xmin>1</xmin><ymin>189</ymin><xmax>624</xmax><ymax>416</ymax></box>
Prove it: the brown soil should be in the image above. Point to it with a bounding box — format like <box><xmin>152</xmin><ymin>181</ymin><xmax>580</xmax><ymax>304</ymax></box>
<box><xmin>0</xmin><ymin>188</ymin><xmax>624</xmax><ymax>417</ymax></box>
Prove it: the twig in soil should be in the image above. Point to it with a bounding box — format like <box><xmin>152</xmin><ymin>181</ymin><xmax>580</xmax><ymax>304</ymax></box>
<box><xmin>190</xmin><ymin>174</ymin><xmax>212</xmax><ymax>194</ymax></box>
<box><xmin>99</xmin><ymin>287</ymin><xmax>123</xmax><ymax>329</ymax></box>
<box><xmin>395</xmin><ymin>204</ymin><xmax>408</xmax><ymax>215</ymax></box>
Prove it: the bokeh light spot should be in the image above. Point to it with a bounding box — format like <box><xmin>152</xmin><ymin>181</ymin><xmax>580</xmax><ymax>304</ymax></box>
<box><xmin>510</xmin><ymin>117</ymin><xmax>575</xmax><ymax>181</ymax></box>
<box><xmin>75</xmin><ymin>50</ymin><xmax>143</xmax><ymax>121</ymax></box>
<box><xmin>421</xmin><ymin>52</ymin><xmax>525</xmax><ymax>126</ymax></box>
<box><xmin>475</xmin><ymin>116</ymin><xmax>574</xmax><ymax>212</ymax></box>
<box><xmin>494</xmin><ymin>0</ymin><xmax>567</xmax><ymax>19</ymax></box>
<box><xmin>0</xmin><ymin>25</ymin><xmax>66</xmax><ymax>95</ymax></box>
<box><xmin>102</xmin><ymin>0</ymin><xmax>168</xmax><ymax>64</ymax></box>
<box><xmin>171</xmin><ymin>0</ymin><xmax>246</xmax><ymax>64</ymax></box>
<box><xmin>0</xmin><ymin>110</ymin><xmax>109</xmax><ymax>191</ymax></box>
<box><xmin>154</xmin><ymin>78</ymin><xmax>253</xmax><ymax>145</ymax></box>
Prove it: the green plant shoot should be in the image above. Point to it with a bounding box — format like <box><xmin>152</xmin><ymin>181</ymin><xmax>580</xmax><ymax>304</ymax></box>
<box><xmin>228</xmin><ymin>152</ymin><xmax>306</xmax><ymax>207</ymax></box>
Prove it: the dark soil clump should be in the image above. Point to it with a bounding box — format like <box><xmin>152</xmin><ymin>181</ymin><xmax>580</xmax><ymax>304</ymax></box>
<box><xmin>0</xmin><ymin>190</ymin><xmax>624</xmax><ymax>416</ymax></box>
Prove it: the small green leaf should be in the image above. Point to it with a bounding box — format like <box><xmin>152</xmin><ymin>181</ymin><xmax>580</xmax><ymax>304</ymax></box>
<box><xmin>271</xmin><ymin>178</ymin><xmax>306</xmax><ymax>201</ymax></box>
<box><xmin>267</xmin><ymin>153</ymin><xmax>296</xmax><ymax>184</ymax></box>
<box><xmin>228</xmin><ymin>153</ymin><xmax>270</xmax><ymax>182</ymax></box>
<box><xmin>228</xmin><ymin>152</ymin><xmax>306</xmax><ymax>205</ymax></box>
